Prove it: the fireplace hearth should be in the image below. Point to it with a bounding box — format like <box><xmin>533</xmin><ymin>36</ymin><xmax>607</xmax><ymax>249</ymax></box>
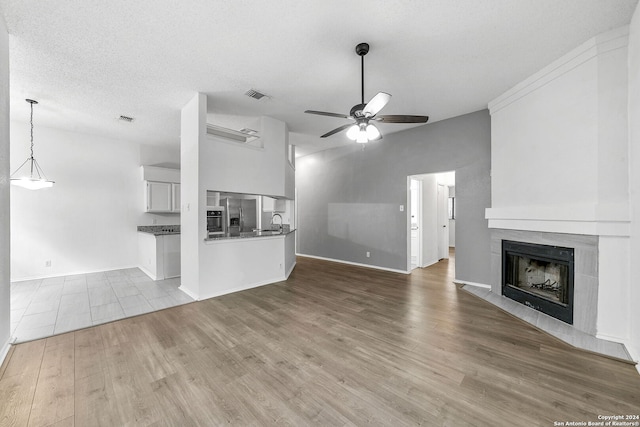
<box><xmin>502</xmin><ymin>240</ymin><xmax>574</xmax><ymax>324</ymax></box>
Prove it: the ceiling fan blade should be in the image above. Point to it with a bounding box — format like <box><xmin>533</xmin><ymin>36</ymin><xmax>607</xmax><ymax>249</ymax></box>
<box><xmin>320</xmin><ymin>123</ymin><xmax>354</xmax><ymax>138</ymax></box>
<box><xmin>362</xmin><ymin>92</ymin><xmax>391</xmax><ymax>117</ymax></box>
<box><xmin>375</xmin><ymin>115</ymin><xmax>429</xmax><ymax>124</ymax></box>
<box><xmin>305</xmin><ymin>110</ymin><xmax>349</xmax><ymax>119</ymax></box>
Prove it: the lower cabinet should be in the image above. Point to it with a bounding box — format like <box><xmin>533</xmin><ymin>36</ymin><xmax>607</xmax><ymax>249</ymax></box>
<box><xmin>138</xmin><ymin>233</ymin><xmax>181</xmax><ymax>280</ymax></box>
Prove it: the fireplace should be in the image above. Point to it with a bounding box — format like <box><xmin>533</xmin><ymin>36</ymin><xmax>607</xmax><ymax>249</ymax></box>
<box><xmin>502</xmin><ymin>240</ymin><xmax>574</xmax><ymax>324</ymax></box>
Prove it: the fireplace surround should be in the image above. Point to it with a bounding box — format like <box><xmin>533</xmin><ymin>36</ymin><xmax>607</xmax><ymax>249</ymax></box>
<box><xmin>490</xmin><ymin>229</ymin><xmax>599</xmax><ymax>336</ymax></box>
<box><xmin>502</xmin><ymin>240</ymin><xmax>574</xmax><ymax>324</ymax></box>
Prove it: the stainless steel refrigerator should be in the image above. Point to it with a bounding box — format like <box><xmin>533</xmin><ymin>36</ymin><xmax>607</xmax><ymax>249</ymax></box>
<box><xmin>220</xmin><ymin>198</ymin><xmax>257</xmax><ymax>234</ymax></box>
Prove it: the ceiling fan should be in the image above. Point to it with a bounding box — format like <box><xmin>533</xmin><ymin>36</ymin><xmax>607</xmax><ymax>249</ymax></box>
<box><xmin>305</xmin><ymin>42</ymin><xmax>429</xmax><ymax>143</ymax></box>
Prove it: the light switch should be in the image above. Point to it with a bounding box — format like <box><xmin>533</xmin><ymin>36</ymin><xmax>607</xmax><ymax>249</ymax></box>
<box><xmin>399</xmin><ymin>205</ymin><xmax>404</xmax><ymax>212</ymax></box>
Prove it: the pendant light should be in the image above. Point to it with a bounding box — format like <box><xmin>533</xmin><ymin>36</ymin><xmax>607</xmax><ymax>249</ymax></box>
<box><xmin>10</xmin><ymin>99</ymin><xmax>55</xmax><ymax>190</ymax></box>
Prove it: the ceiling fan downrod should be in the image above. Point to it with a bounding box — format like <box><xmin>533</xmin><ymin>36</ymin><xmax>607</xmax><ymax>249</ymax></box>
<box><xmin>355</xmin><ymin>43</ymin><xmax>369</xmax><ymax>106</ymax></box>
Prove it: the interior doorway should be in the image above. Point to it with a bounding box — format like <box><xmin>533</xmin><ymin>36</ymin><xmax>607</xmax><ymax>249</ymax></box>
<box><xmin>407</xmin><ymin>171</ymin><xmax>455</xmax><ymax>272</ymax></box>
<box><xmin>437</xmin><ymin>183</ymin><xmax>449</xmax><ymax>260</ymax></box>
<box><xmin>410</xmin><ymin>179</ymin><xmax>422</xmax><ymax>270</ymax></box>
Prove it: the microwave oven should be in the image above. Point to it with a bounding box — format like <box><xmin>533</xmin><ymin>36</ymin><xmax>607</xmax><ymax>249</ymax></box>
<box><xmin>206</xmin><ymin>208</ymin><xmax>224</xmax><ymax>235</ymax></box>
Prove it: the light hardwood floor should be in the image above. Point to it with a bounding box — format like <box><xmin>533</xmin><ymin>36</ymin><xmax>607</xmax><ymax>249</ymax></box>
<box><xmin>1</xmin><ymin>254</ymin><xmax>639</xmax><ymax>426</ymax></box>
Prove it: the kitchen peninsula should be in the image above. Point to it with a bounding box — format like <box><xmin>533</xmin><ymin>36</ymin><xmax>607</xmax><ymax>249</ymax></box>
<box><xmin>180</xmin><ymin>93</ymin><xmax>296</xmax><ymax>301</ymax></box>
<box><xmin>200</xmin><ymin>225</ymin><xmax>296</xmax><ymax>299</ymax></box>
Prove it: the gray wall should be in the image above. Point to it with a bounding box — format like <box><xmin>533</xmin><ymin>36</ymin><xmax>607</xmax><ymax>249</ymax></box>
<box><xmin>296</xmin><ymin>109</ymin><xmax>491</xmax><ymax>284</ymax></box>
<box><xmin>0</xmin><ymin>14</ymin><xmax>11</xmax><ymax>359</ymax></box>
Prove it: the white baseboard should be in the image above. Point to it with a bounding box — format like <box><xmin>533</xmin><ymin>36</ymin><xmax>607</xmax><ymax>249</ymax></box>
<box><xmin>420</xmin><ymin>259</ymin><xmax>440</xmax><ymax>269</ymax></box>
<box><xmin>11</xmin><ymin>264</ymin><xmax>140</xmax><ymax>282</ymax></box>
<box><xmin>177</xmin><ymin>285</ymin><xmax>199</xmax><ymax>301</ymax></box>
<box><xmin>138</xmin><ymin>265</ymin><xmax>158</xmax><ymax>281</ymax></box>
<box><xmin>285</xmin><ymin>261</ymin><xmax>296</xmax><ymax>278</ymax></box>
<box><xmin>0</xmin><ymin>337</ymin><xmax>11</xmax><ymax>369</ymax></box>
<box><xmin>199</xmin><ymin>275</ymin><xmax>288</xmax><ymax>301</ymax></box>
<box><xmin>296</xmin><ymin>253</ymin><xmax>409</xmax><ymax>275</ymax></box>
<box><xmin>180</xmin><ymin>262</ymin><xmax>297</xmax><ymax>302</ymax></box>
<box><xmin>454</xmin><ymin>279</ymin><xmax>491</xmax><ymax>289</ymax></box>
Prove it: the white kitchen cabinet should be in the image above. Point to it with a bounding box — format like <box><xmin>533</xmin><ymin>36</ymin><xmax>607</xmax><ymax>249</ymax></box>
<box><xmin>146</xmin><ymin>181</ymin><xmax>172</xmax><ymax>212</ymax></box>
<box><xmin>171</xmin><ymin>183</ymin><xmax>181</xmax><ymax>212</ymax></box>
<box><xmin>163</xmin><ymin>234</ymin><xmax>181</xmax><ymax>278</ymax></box>
<box><xmin>146</xmin><ymin>181</ymin><xmax>181</xmax><ymax>213</ymax></box>
<box><xmin>138</xmin><ymin>232</ymin><xmax>181</xmax><ymax>280</ymax></box>
<box><xmin>142</xmin><ymin>165</ymin><xmax>180</xmax><ymax>214</ymax></box>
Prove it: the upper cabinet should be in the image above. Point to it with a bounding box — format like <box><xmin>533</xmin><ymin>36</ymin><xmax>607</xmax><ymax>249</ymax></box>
<box><xmin>146</xmin><ymin>181</ymin><xmax>172</xmax><ymax>212</ymax></box>
<box><xmin>171</xmin><ymin>183</ymin><xmax>181</xmax><ymax>212</ymax></box>
<box><xmin>142</xmin><ymin>166</ymin><xmax>180</xmax><ymax>213</ymax></box>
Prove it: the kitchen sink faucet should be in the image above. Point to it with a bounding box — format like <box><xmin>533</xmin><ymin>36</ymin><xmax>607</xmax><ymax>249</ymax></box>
<box><xmin>271</xmin><ymin>213</ymin><xmax>283</xmax><ymax>231</ymax></box>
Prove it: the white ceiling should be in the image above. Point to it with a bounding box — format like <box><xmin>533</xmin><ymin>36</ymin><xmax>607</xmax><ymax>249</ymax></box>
<box><xmin>1</xmin><ymin>0</ymin><xmax>637</xmax><ymax>157</ymax></box>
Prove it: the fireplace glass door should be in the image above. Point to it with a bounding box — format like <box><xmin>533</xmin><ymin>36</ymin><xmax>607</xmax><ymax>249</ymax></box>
<box><xmin>505</xmin><ymin>255</ymin><xmax>569</xmax><ymax>305</ymax></box>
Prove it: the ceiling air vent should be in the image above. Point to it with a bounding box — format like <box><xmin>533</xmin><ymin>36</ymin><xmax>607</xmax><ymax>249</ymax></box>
<box><xmin>118</xmin><ymin>115</ymin><xmax>135</xmax><ymax>122</ymax></box>
<box><xmin>244</xmin><ymin>89</ymin><xmax>268</xmax><ymax>100</ymax></box>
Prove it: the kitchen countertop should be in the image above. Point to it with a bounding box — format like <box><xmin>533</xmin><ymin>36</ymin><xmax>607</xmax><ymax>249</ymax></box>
<box><xmin>138</xmin><ymin>225</ymin><xmax>181</xmax><ymax>236</ymax></box>
<box><xmin>205</xmin><ymin>228</ymin><xmax>295</xmax><ymax>241</ymax></box>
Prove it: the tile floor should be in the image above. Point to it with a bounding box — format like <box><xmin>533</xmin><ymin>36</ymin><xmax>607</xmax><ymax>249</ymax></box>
<box><xmin>10</xmin><ymin>268</ymin><xmax>194</xmax><ymax>343</ymax></box>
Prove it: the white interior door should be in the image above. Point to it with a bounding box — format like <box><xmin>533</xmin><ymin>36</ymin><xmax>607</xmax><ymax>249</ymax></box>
<box><xmin>437</xmin><ymin>184</ymin><xmax>449</xmax><ymax>260</ymax></box>
<box><xmin>410</xmin><ymin>179</ymin><xmax>422</xmax><ymax>269</ymax></box>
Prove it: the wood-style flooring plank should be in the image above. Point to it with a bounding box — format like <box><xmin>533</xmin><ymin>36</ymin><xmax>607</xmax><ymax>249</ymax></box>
<box><xmin>1</xmin><ymin>254</ymin><xmax>639</xmax><ymax>426</ymax></box>
<box><xmin>27</xmin><ymin>334</ymin><xmax>75</xmax><ymax>427</ymax></box>
<box><xmin>0</xmin><ymin>371</ymin><xmax>40</xmax><ymax>427</ymax></box>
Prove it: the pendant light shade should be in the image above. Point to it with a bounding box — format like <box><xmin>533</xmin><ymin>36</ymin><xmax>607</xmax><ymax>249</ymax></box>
<box><xmin>346</xmin><ymin>124</ymin><xmax>359</xmax><ymax>140</ymax></box>
<box><xmin>10</xmin><ymin>99</ymin><xmax>55</xmax><ymax>190</ymax></box>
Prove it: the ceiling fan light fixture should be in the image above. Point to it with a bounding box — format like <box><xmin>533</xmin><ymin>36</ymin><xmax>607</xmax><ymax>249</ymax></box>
<box><xmin>305</xmin><ymin>42</ymin><xmax>429</xmax><ymax>142</ymax></box>
<box><xmin>346</xmin><ymin>124</ymin><xmax>359</xmax><ymax>140</ymax></box>
<box><xmin>366</xmin><ymin>124</ymin><xmax>380</xmax><ymax>140</ymax></box>
<box><xmin>356</xmin><ymin>123</ymin><xmax>369</xmax><ymax>143</ymax></box>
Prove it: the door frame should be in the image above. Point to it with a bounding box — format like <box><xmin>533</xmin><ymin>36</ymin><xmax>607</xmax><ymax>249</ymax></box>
<box><xmin>408</xmin><ymin>178</ymin><xmax>423</xmax><ymax>270</ymax></box>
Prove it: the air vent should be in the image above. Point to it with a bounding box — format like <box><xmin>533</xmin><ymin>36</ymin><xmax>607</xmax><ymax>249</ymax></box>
<box><xmin>119</xmin><ymin>115</ymin><xmax>135</xmax><ymax>122</ymax></box>
<box><xmin>206</xmin><ymin>124</ymin><xmax>260</xmax><ymax>144</ymax></box>
<box><xmin>244</xmin><ymin>89</ymin><xmax>268</xmax><ymax>100</ymax></box>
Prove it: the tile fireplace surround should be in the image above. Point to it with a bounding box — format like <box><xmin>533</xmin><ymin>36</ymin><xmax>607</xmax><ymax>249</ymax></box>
<box><xmin>463</xmin><ymin>229</ymin><xmax>631</xmax><ymax>362</ymax></box>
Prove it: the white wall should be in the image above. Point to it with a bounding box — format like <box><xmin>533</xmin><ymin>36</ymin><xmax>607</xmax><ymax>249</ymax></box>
<box><xmin>140</xmin><ymin>144</ymin><xmax>180</xmax><ymax>169</ymax></box>
<box><xmin>179</xmin><ymin>92</ymin><xmax>205</xmax><ymax>299</ymax></box>
<box><xmin>489</xmin><ymin>27</ymin><xmax>629</xmax><ymax>220</ymax></box>
<box><xmin>202</xmin><ymin>116</ymin><xmax>293</xmax><ymax>199</ymax></box>
<box><xmin>628</xmin><ymin>3</ymin><xmax>640</xmax><ymax>363</ymax></box>
<box><xmin>0</xmin><ymin>13</ymin><xmax>11</xmax><ymax>364</ymax></box>
<box><xmin>10</xmin><ymin>123</ymin><xmax>151</xmax><ymax>280</ymax></box>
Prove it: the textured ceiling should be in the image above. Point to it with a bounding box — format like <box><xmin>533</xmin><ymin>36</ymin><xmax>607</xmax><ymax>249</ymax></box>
<box><xmin>1</xmin><ymin>0</ymin><xmax>637</xmax><ymax>156</ymax></box>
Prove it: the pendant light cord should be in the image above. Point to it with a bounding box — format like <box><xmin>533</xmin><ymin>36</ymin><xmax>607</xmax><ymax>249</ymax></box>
<box><xmin>29</xmin><ymin>101</ymin><xmax>34</xmax><ymax>160</ymax></box>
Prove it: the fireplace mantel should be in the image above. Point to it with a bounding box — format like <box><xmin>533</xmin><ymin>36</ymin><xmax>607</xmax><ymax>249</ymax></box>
<box><xmin>486</xmin><ymin>203</ymin><xmax>630</xmax><ymax>237</ymax></box>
